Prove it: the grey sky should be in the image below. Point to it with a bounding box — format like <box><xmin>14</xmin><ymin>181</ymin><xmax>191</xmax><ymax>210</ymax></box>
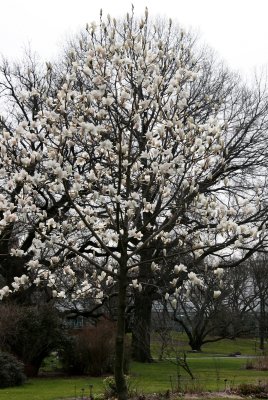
<box><xmin>1</xmin><ymin>0</ymin><xmax>267</xmax><ymax>78</ymax></box>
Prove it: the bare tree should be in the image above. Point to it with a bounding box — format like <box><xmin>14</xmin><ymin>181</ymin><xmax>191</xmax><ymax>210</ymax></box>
<box><xmin>237</xmin><ymin>257</ymin><xmax>268</xmax><ymax>350</ymax></box>
<box><xmin>168</xmin><ymin>267</ymin><xmax>252</xmax><ymax>351</ymax></box>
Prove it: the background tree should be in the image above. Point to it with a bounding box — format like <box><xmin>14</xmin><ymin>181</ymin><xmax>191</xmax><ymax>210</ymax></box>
<box><xmin>1</xmin><ymin>9</ymin><xmax>268</xmax><ymax>399</ymax></box>
<box><xmin>220</xmin><ymin>264</ymin><xmax>257</xmax><ymax>339</ymax></box>
<box><xmin>250</xmin><ymin>257</ymin><xmax>268</xmax><ymax>349</ymax></box>
<box><xmin>168</xmin><ymin>266</ymin><xmax>253</xmax><ymax>351</ymax></box>
<box><xmin>0</xmin><ymin>303</ymin><xmax>65</xmax><ymax>376</ymax></box>
<box><xmin>235</xmin><ymin>257</ymin><xmax>268</xmax><ymax>349</ymax></box>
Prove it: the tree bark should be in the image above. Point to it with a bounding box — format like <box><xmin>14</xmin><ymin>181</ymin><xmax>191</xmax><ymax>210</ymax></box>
<box><xmin>114</xmin><ymin>259</ymin><xmax>128</xmax><ymax>400</ymax></box>
<box><xmin>131</xmin><ymin>243</ymin><xmax>156</xmax><ymax>363</ymax></box>
<box><xmin>259</xmin><ymin>298</ymin><xmax>266</xmax><ymax>350</ymax></box>
<box><xmin>188</xmin><ymin>338</ymin><xmax>203</xmax><ymax>352</ymax></box>
<box><xmin>24</xmin><ymin>363</ymin><xmax>40</xmax><ymax>377</ymax></box>
<box><xmin>131</xmin><ymin>290</ymin><xmax>153</xmax><ymax>362</ymax></box>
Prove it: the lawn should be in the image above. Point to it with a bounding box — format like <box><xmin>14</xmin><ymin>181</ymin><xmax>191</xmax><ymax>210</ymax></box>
<box><xmin>1</xmin><ymin>358</ymin><xmax>267</xmax><ymax>400</ymax></box>
<box><xmin>131</xmin><ymin>358</ymin><xmax>268</xmax><ymax>393</ymax></box>
<box><xmin>0</xmin><ymin>336</ymin><xmax>267</xmax><ymax>400</ymax></box>
<box><xmin>0</xmin><ymin>376</ymin><xmax>104</xmax><ymax>400</ymax></box>
<box><xmin>151</xmin><ymin>332</ymin><xmax>267</xmax><ymax>358</ymax></box>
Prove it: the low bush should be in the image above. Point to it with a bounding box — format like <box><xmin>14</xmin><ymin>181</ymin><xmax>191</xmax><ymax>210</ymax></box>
<box><xmin>254</xmin><ymin>355</ymin><xmax>268</xmax><ymax>371</ymax></box>
<box><xmin>61</xmin><ymin>319</ymin><xmax>130</xmax><ymax>376</ymax></box>
<box><xmin>103</xmin><ymin>375</ymin><xmax>132</xmax><ymax>398</ymax></box>
<box><xmin>0</xmin><ymin>351</ymin><xmax>26</xmax><ymax>388</ymax></box>
<box><xmin>245</xmin><ymin>358</ymin><xmax>254</xmax><ymax>369</ymax></box>
<box><xmin>236</xmin><ymin>382</ymin><xmax>268</xmax><ymax>396</ymax></box>
<box><xmin>244</xmin><ymin>355</ymin><xmax>268</xmax><ymax>371</ymax></box>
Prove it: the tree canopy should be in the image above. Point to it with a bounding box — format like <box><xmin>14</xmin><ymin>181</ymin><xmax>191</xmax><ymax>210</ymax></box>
<box><xmin>1</xmin><ymin>9</ymin><xmax>268</xmax><ymax>399</ymax></box>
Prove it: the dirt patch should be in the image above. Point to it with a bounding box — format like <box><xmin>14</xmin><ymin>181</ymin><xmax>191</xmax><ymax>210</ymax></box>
<box><xmin>142</xmin><ymin>392</ymin><xmax>244</xmax><ymax>400</ymax></box>
<box><xmin>143</xmin><ymin>393</ymin><xmax>244</xmax><ymax>400</ymax></box>
<box><xmin>182</xmin><ymin>393</ymin><xmax>243</xmax><ymax>399</ymax></box>
<box><xmin>58</xmin><ymin>392</ymin><xmax>244</xmax><ymax>400</ymax></box>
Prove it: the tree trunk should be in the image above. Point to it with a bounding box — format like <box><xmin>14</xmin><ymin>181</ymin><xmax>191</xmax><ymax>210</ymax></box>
<box><xmin>131</xmin><ymin>290</ymin><xmax>153</xmax><ymax>362</ymax></box>
<box><xmin>114</xmin><ymin>260</ymin><xmax>128</xmax><ymax>400</ymax></box>
<box><xmin>175</xmin><ymin>317</ymin><xmax>203</xmax><ymax>352</ymax></box>
<box><xmin>259</xmin><ymin>298</ymin><xmax>266</xmax><ymax>350</ymax></box>
<box><xmin>24</xmin><ymin>363</ymin><xmax>40</xmax><ymax>377</ymax></box>
<box><xmin>189</xmin><ymin>337</ymin><xmax>203</xmax><ymax>352</ymax></box>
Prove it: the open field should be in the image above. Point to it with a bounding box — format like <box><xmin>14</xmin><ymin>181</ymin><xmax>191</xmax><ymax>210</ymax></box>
<box><xmin>132</xmin><ymin>358</ymin><xmax>268</xmax><ymax>393</ymax></box>
<box><xmin>1</xmin><ymin>358</ymin><xmax>267</xmax><ymax>400</ymax></box>
<box><xmin>151</xmin><ymin>332</ymin><xmax>267</xmax><ymax>358</ymax></box>
<box><xmin>0</xmin><ymin>336</ymin><xmax>267</xmax><ymax>400</ymax></box>
<box><xmin>0</xmin><ymin>377</ymin><xmax>104</xmax><ymax>400</ymax></box>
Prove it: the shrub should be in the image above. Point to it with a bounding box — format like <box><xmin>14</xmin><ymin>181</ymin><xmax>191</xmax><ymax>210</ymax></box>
<box><xmin>245</xmin><ymin>358</ymin><xmax>254</xmax><ymax>369</ymax></box>
<box><xmin>244</xmin><ymin>355</ymin><xmax>268</xmax><ymax>371</ymax></box>
<box><xmin>236</xmin><ymin>382</ymin><xmax>268</xmax><ymax>396</ymax></box>
<box><xmin>0</xmin><ymin>351</ymin><xmax>26</xmax><ymax>388</ymax></box>
<box><xmin>254</xmin><ymin>355</ymin><xmax>268</xmax><ymax>371</ymax></box>
<box><xmin>103</xmin><ymin>375</ymin><xmax>132</xmax><ymax>398</ymax></box>
<box><xmin>0</xmin><ymin>303</ymin><xmax>67</xmax><ymax>377</ymax></box>
<box><xmin>60</xmin><ymin>335</ymin><xmax>92</xmax><ymax>375</ymax></box>
<box><xmin>61</xmin><ymin>319</ymin><xmax>130</xmax><ymax>376</ymax></box>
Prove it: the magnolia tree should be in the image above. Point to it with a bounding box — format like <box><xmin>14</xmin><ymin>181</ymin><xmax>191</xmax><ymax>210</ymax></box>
<box><xmin>1</xmin><ymin>9</ymin><xmax>268</xmax><ymax>399</ymax></box>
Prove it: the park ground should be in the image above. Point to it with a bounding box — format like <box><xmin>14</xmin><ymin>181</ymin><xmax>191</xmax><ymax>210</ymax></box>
<box><xmin>0</xmin><ymin>334</ymin><xmax>267</xmax><ymax>400</ymax></box>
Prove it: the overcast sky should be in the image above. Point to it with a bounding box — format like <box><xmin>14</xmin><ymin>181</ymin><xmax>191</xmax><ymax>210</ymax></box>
<box><xmin>1</xmin><ymin>0</ymin><xmax>267</xmax><ymax>79</ymax></box>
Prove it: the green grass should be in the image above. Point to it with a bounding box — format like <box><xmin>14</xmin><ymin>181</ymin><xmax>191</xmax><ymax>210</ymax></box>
<box><xmin>0</xmin><ymin>335</ymin><xmax>267</xmax><ymax>400</ymax></box>
<box><xmin>0</xmin><ymin>377</ymin><xmax>104</xmax><ymax>400</ymax></box>
<box><xmin>1</xmin><ymin>358</ymin><xmax>267</xmax><ymax>400</ymax></box>
<box><xmin>151</xmin><ymin>332</ymin><xmax>267</xmax><ymax>358</ymax></box>
<box><xmin>131</xmin><ymin>358</ymin><xmax>268</xmax><ymax>393</ymax></box>
<box><xmin>197</xmin><ymin>337</ymin><xmax>266</xmax><ymax>356</ymax></box>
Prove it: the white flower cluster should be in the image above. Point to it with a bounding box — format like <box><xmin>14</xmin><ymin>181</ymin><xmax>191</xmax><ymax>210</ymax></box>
<box><xmin>0</xmin><ymin>11</ymin><xmax>266</xmax><ymax>307</ymax></box>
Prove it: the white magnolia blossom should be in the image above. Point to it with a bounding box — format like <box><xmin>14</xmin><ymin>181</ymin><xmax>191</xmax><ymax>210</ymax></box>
<box><xmin>0</xmin><ymin>10</ymin><xmax>267</xmax><ymax>318</ymax></box>
<box><xmin>213</xmin><ymin>290</ymin><xmax>222</xmax><ymax>299</ymax></box>
<box><xmin>214</xmin><ymin>268</ymin><xmax>224</xmax><ymax>278</ymax></box>
<box><xmin>171</xmin><ymin>298</ymin><xmax>177</xmax><ymax>309</ymax></box>
<box><xmin>10</xmin><ymin>248</ymin><xmax>24</xmax><ymax>257</ymax></box>
<box><xmin>188</xmin><ymin>272</ymin><xmax>203</xmax><ymax>286</ymax></box>
<box><xmin>0</xmin><ymin>286</ymin><xmax>11</xmax><ymax>300</ymax></box>
<box><xmin>174</xmin><ymin>264</ymin><xmax>188</xmax><ymax>274</ymax></box>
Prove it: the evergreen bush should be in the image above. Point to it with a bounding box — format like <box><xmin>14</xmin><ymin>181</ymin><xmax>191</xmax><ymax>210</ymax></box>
<box><xmin>0</xmin><ymin>351</ymin><xmax>26</xmax><ymax>388</ymax></box>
